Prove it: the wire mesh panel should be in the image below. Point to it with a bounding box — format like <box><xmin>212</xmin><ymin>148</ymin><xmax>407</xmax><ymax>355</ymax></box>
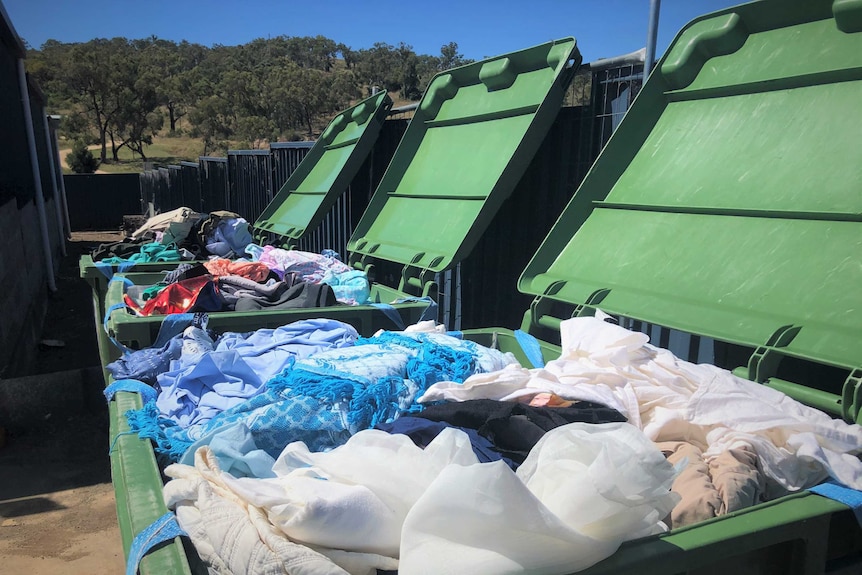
<box><xmin>228</xmin><ymin>150</ymin><xmax>272</xmax><ymax>222</ymax></box>
<box><xmin>591</xmin><ymin>61</ymin><xmax>644</xmax><ymax>154</ymax></box>
<box><xmin>199</xmin><ymin>157</ymin><xmax>228</xmax><ymax>213</ymax></box>
<box><xmin>179</xmin><ymin>161</ymin><xmax>201</xmax><ymax>212</ymax></box>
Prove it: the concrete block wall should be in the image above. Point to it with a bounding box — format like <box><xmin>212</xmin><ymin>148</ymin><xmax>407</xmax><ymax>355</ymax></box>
<box><xmin>0</xmin><ymin>199</ymin><xmax>50</xmax><ymax>377</ymax></box>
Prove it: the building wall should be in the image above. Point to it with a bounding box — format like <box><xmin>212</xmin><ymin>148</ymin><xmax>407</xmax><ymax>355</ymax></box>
<box><xmin>0</xmin><ymin>199</ymin><xmax>51</xmax><ymax>376</ymax></box>
<box><xmin>0</xmin><ymin>13</ymin><xmax>65</xmax><ymax>377</ymax></box>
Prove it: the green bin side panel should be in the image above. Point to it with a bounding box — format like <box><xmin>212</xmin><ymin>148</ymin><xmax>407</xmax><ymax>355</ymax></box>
<box><xmin>109</xmin><ymin>391</ymin><xmax>192</xmax><ymax>575</ymax></box>
<box><xmin>520</xmin><ymin>0</ymin><xmax>862</xmax><ymax>375</ymax></box>
<box><xmin>348</xmin><ymin>38</ymin><xmax>580</xmax><ymax>273</ymax></box>
<box><xmin>254</xmin><ymin>91</ymin><xmax>392</xmax><ymax>241</ymax></box>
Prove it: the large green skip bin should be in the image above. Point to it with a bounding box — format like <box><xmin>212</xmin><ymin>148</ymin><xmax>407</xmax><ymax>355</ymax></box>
<box><xmin>105</xmin><ymin>38</ymin><xmax>581</xmax><ymax>574</ymax></box>
<box><xmin>465</xmin><ymin>0</ymin><xmax>862</xmax><ymax>572</ymax></box>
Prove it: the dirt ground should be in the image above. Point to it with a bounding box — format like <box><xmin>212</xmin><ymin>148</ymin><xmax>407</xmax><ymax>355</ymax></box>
<box><xmin>0</xmin><ymin>231</ymin><xmax>126</xmax><ymax>574</ymax></box>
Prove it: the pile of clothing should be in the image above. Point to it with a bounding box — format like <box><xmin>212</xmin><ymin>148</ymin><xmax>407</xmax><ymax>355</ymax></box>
<box><xmin>111</xmin><ymin>316</ymin><xmax>862</xmax><ymax>575</ymax></box>
<box><xmin>93</xmin><ymin>208</ymin><xmax>254</xmax><ymax>263</ymax></box>
<box><xmin>93</xmin><ymin>208</ymin><xmax>373</xmax><ymax>315</ymax></box>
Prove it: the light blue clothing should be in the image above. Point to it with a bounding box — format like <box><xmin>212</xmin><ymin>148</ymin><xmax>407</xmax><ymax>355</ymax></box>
<box><xmin>155</xmin><ymin>319</ymin><xmax>359</xmax><ymax>428</ymax></box>
<box><xmin>179</xmin><ymin>422</ymin><xmax>277</xmax><ymax>479</ymax></box>
<box><xmin>205</xmin><ymin>217</ymin><xmax>252</xmax><ymax>257</ymax></box>
<box><xmin>130</xmin><ymin>330</ymin><xmax>517</xmax><ymax>462</ymax></box>
<box><xmin>321</xmin><ymin>269</ymin><xmax>371</xmax><ymax>305</ymax></box>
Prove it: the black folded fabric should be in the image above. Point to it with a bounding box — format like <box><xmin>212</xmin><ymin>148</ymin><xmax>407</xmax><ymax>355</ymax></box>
<box><xmin>91</xmin><ymin>237</ymin><xmax>151</xmax><ymax>260</ymax></box>
<box><xmin>410</xmin><ymin>399</ymin><xmax>627</xmax><ymax>463</ymax></box>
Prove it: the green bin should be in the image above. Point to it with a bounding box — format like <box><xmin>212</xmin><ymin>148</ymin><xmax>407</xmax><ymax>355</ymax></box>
<box><xmin>466</xmin><ymin>0</ymin><xmax>862</xmax><ymax>572</ymax></box>
<box><xmin>108</xmin><ymin>2</ymin><xmax>862</xmax><ymax>569</ymax></box>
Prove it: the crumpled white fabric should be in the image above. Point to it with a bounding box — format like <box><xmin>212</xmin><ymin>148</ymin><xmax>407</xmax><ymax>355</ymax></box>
<box><xmin>400</xmin><ymin>422</ymin><xmax>678</xmax><ymax>575</ymax></box>
<box><xmin>228</xmin><ymin>428</ymin><xmax>480</xmax><ymax>558</ymax></box>
<box><xmin>164</xmin><ymin>450</ymin><xmax>364</xmax><ymax>575</ymax></box>
<box><xmin>165</xmin><ymin>422</ymin><xmax>677</xmax><ymax>575</ymax></box>
<box><xmin>420</xmin><ymin>316</ymin><xmax>862</xmax><ymax>494</ymax></box>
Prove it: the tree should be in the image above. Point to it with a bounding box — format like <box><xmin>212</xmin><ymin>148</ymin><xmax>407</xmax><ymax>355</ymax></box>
<box><xmin>189</xmin><ymin>94</ymin><xmax>234</xmax><ymax>156</ymax></box>
<box><xmin>337</xmin><ymin>43</ymin><xmax>357</xmax><ymax>69</ymax></box>
<box><xmin>439</xmin><ymin>41</ymin><xmax>469</xmax><ymax>71</ymax></box>
<box><xmin>355</xmin><ymin>43</ymin><xmax>403</xmax><ymax>93</ymax></box>
<box><xmin>66</xmin><ymin>140</ymin><xmax>99</xmax><ymax>173</ymax></box>
<box><xmin>140</xmin><ymin>39</ymin><xmax>200</xmax><ymax>132</ymax></box>
<box><xmin>101</xmin><ymin>39</ymin><xmax>164</xmax><ymax>161</ymax></box>
<box><xmin>62</xmin><ymin>39</ymin><xmax>115</xmax><ymax>163</ymax></box>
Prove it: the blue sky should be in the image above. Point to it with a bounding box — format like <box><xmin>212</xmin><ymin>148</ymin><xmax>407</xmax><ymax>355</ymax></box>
<box><xmin>5</xmin><ymin>0</ymin><xmax>743</xmax><ymax>63</ymax></box>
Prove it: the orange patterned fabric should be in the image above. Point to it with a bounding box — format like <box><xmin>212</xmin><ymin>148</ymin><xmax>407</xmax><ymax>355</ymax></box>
<box><xmin>204</xmin><ymin>259</ymin><xmax>271</xmax><ymax>282</ymax></box>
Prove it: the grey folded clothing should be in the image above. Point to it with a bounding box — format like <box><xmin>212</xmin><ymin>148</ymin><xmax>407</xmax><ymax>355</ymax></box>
<box><xmin>218</xmin><ymin>275</ymin><xmax>290</xmax><ymax>309</ymax></box>
<box><xmin>234</xmin><ymin>280</ymin><xmax>337</xmax><ymax>311</ymax></box>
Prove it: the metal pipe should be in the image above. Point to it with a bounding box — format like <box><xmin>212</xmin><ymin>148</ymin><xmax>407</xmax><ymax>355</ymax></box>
<box><xmin>17</xmin><ymin>58</ymin><xmax>57</xmax><ymax>292</ymax></box>
<box><xmin>388</xmin><ymin>102</ymin><xmax>419</xmax><ymax>115</ymax></box>
<box><xmin>588</xmin><ymin>48</ymin><xmax>646</xmax><ymax>72</ymax></box>
<box><xmin>42</xmin><ymin>114</ymin><xmax>66</xmax><ymax>255</ymax></box>
<box><xmin>644</xmin><ymin>0</ymin><xmax>662</xmax><ymax>78</ymax></box>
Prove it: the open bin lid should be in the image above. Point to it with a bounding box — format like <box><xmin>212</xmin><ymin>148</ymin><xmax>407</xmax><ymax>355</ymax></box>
<box><xmin>348</xmin><ymin>38</ymin><xmax>581</xmax><ymax>273</ymax></box>
<box><xmin>519</xmin><ymin>1</ymin><xmax>862</xmax><ymax>400</ymax></box>
<box><xmin>253</xmin><ymin>91</ymin><xmax>393</xmax><ymax>242</ymax></box>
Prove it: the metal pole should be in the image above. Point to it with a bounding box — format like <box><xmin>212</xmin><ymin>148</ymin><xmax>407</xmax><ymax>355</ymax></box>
<box><xmin>644</xmin><ymin>0</ymin><xmax>662</xmax><ymax>78</ymax></box>
<box><xmin>49</xmin><ymin>118</ymin><xmax>73</xmax><ymax>239</ymax></box>
<box><xmin>17</xmin><ymin>59</ymin><xmax>57</xmax><ymax>292</ymax></box>
<box><xmin>42</xmin><ymin>114</ymin><xmax>66</xmax><ymax>255</ymax></box>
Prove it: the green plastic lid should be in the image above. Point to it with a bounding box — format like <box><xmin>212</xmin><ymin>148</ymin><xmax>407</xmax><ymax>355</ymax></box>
<box><xmin>348</xmin><ymin>38</ymin><xmax>581</xmax><ymax>273</ymax></box>
<box><xmin>521</xmin><ymin>0</ymin><xmax>862</xmax><ymax>373</ymax></box>
<box><xmin>253</xmin><ymin>91</ymin><xmax>393</xmax><ymax>241</ymax></box>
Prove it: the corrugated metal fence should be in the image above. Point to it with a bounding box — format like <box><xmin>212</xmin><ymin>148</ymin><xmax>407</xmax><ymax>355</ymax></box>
<box><xmin>227</xmin><ymin>150</ymin><xmax>272</xmax><ymax>223</ymax></box>
<box><xmin>199</xmin><ymin>157</ymin><xmax>228</xmax><ymax>212</ymax></box>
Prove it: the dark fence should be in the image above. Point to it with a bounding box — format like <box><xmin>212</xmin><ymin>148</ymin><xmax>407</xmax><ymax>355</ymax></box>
<box><xmin>228</xmin><ymin>150</ymin><xmax>272</xmax><ymax>223</ymax></box>
<box><xmin>199</xmin><ymin>157</ymin><xmax>229</xmax><ymax>212</ymax></box>
<box><xmin>166</xmin><ymin>165</ymin><xmax>184</xmax><ymax>211</ymax></box>
<box><xmin>64</xmin><ymin>173</ymin><xmax>141</xmax><ymax>230</ymax></box>
<box><xmin>180</xmin><ymin>161</ymin><xmax>202</xmax><ymax>212</ymax></box>
<box><xmin>271</xmin><ymin>141</ymin><xmax>315</xmax><ymax>190</ymax></box>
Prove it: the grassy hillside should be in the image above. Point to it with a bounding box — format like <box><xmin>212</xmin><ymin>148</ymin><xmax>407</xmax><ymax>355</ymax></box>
<box><xmin>60</xmin><ymin>135</ymin><xmax>223</xmax><ymax>174</ymax></box>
